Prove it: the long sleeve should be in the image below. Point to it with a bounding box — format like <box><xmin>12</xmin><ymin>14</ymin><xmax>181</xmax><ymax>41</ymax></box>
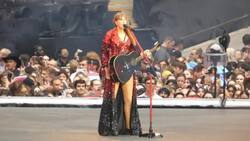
<box><xmin>100</xmin><ymin>30</ymin><xmax>112</xmax><ymax>77</ymax></box>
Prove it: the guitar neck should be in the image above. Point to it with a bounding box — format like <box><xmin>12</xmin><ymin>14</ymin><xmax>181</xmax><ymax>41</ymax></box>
<box><xmin>135</xmin><ymin>42</ymin><xmax>160</xmax><ymax>63</ymax></box>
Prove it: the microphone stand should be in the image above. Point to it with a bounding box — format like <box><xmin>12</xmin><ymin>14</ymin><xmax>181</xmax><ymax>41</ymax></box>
<box><xmin>139</xmin><ymin>71</ymin><xmax>163</xmax><ymax>138</ymax></box>
<box><xmin>124</xmin><ymin>26</ymin><xmax>163</xmax><ymax>138</ymax></box>
<box><xmin>221</xmin><ymin>65</ymin><xmax>227</xmax><ymax>107</ymax></box>
<box><xmin>212</xmin><ymin>62</ymin><xmax>217</xmax><ymax>98</ymax></box>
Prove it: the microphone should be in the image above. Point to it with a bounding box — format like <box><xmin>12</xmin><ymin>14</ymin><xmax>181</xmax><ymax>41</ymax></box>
<box><xmin>123</xmin><ymin>24</ymin><xmax>135</xmax><ymax>31</ymax></box>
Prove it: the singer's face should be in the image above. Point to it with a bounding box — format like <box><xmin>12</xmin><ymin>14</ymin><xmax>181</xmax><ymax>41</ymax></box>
<box><xmin>115</xmin><ymin>16</ymin><xmax>128</xmax><ymax>29</ymax></box>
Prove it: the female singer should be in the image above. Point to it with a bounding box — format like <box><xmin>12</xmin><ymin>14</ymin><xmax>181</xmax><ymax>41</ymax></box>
<box><xmin>98</xmin><ymin>12</ymin><xmax>151</xmax><ymax>136</ymax></box>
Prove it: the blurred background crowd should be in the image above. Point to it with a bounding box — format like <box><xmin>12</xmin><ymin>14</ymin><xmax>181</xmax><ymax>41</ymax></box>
<box><xmin>0</xmin><ymin>33</ymin><xmax>249</xmax><ymax>99</ymax></box>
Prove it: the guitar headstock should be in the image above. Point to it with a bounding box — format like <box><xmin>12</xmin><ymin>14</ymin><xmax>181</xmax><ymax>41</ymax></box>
<box><xmin>150</xmin><ymin>41</ymin><xmax>161</xmax><ymax>52</ymax></box>
<box><xmin>154</xmin><ymin>41</ymin><xmax>159</xmax><ymax>46</ymax></box>
<box><xmin>135</xmin><ymin>41</ymin><xmax>161</xmax><ymax>63</ymax></box>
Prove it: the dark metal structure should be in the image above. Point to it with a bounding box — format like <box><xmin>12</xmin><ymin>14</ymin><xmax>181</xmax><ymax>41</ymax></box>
<box><xmin>1</xmin><ymin>0</ymin><xmax>250</xmax><ymax>57</ymax></box>
<box><xmin>134</xmin><ymin>0</ymin><xmax>250</xmax><ymax>47</ymax></box>
<box><xmin>0</xmin><ymin>0</ymin><xmax>111</xmax><ymax>56</ymax></box>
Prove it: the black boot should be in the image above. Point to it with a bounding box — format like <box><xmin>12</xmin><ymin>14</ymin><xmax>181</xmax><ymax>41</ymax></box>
<box><xmin>120</xmin><ymin>128</ymin><xmax>132</xmax><ymax>135</ymax></box>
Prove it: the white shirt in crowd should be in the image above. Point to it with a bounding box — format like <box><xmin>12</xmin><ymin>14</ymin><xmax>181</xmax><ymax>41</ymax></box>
<box><xmin>138</xmin><ymin>92</ymin><xmax>162</xmax><ymax>99</ymax></box>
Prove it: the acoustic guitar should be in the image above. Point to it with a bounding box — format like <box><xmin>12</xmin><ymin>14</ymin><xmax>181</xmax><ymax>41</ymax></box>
<box><xmin>109</xmin><ymin>42</ymin><xmax>160</xmax><ymax>83</ymax></box>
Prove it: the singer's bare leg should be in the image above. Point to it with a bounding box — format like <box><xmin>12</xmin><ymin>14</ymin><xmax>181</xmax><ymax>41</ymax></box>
<box><xmin>113</xmin><ymin>82</ymin><xmax>120</xmax><ymax>100</ymax></box>
<box><xmin>112</xmin><ymin>76</ymin><xmax>133</xmax><ymax>129</ymax></box>
<box><xmin>122</xmin><ymin>76</ymin><xmax>133</xmax><ymax>129</ymax></box>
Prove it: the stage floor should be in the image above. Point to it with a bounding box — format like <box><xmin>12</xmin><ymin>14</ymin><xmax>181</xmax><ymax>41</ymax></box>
<box><xmin>0</xmin><ymin>108</ymin><xmax>250</xmax><ymax>141</ymax></box>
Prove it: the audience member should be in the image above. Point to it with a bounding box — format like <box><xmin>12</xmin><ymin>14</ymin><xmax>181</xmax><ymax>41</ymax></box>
<box><xmin>138</xmin><ymin>77</ymin><xmax>162</xmax><ymax>99</ymax></box>
<box><xmin>71</xmin><ymin>79</ymin><xmax>88</xmax><ymax>97</ymax></box>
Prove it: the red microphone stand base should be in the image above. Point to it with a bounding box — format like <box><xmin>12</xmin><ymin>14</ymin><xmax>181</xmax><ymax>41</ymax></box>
<box><xmin>139</xmin><ymin>129</ymin><xmax>163</xmax><ymax>138</ymax></box>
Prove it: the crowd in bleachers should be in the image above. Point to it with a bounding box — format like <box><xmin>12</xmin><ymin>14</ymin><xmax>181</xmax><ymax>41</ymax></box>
<box><xmin>0</xmin><ymin>34</ymin><xmax>249</xmax><ymax>99</ymax></box>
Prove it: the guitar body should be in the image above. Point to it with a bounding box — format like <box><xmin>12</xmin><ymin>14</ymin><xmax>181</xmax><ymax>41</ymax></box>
<box><xmin>109</xmin><ymin>51</ymin><xmax>140</xmax><ymax>83</ymax></box>
<box><xmin>109</xmin><ymin>41</ymin><xmax>160</xmax><ymax>83</ymax></box>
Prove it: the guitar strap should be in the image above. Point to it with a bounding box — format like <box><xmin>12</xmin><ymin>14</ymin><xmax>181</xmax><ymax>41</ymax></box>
<box><xmin>132</xmin><ymin>31</ymin><xmax>154</xmax><ymax>63</ymax></box>
<box><xmin>130</xmin><ymin>31</ymin><xmax>145</xmax><ymax>54</ymax></box>
<box><xmin>124</xmin><ymin>28</ymin><xmax>144</xmax><ymax>54</ymax></box>
<box><xmin>125</xmin><ymin>28</ymin><xmax>152</xmax><ymax>63</ymax></box>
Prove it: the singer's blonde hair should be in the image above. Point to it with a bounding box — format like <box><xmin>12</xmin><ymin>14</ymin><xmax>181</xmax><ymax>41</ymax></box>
<box><xmin>112</xmin><ymin>12</ymin><xmax>128</xmax><ymax>24</ymax></box>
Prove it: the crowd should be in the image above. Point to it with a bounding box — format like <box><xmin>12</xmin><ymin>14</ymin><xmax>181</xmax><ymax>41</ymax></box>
<box><xmin>0</xmin><ymin>34</ymin><xmax>249</xmax><ymax>99</ymax></box>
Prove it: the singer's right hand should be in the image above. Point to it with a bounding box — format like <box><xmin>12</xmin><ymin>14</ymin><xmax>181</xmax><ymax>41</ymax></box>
<box><xmin>105</xmin><ymin>67</ymin><xmax>111</xmax><ymax>79</ymax></box>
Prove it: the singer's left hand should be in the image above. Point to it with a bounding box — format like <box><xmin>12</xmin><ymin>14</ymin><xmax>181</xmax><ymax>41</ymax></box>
<box><xmin>143</xmin><ymin>50</ymin><xmax>152</xmax><ymax>59</ymax></box>
<box><xmin>141</xmin><ymin>50</ymin><xmax>152</xmax><ymax>63</ymax></box>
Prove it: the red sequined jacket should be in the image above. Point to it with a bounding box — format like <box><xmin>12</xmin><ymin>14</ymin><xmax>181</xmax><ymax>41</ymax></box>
<box><xmin>100</xmin><ymin>27</ymin><xmax>135</xmax><ymax>77</ymax></box>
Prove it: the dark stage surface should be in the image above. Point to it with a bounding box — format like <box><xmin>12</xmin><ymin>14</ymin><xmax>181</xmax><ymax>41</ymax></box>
<box><xmin>0</xmin><ymin>108</ymin><xmax>250</xmax><ymax>141</ymax></box>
